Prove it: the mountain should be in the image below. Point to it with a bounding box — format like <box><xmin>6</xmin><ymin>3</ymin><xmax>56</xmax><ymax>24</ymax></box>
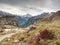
<box><xmin>0</xmin><ymin>11</ymin><xmax>16</xmax><ymax>16</ymax></box>
<box><xmin>2</xmin><ymin>10</ymin><xmax>60</xmax><ymax>45</ymax></box>
<box><xmin>16</xmin><ymin>16</ymin><xmax>27</xmax><ymax>26</ymax></box>
<box><xmin>0</xmin><ymin>11</ymin><xmax>52</xmax><ymax>27</ymax></box>
<box><xmin>0</xmin><ymin>15</ymin><xmax>17</xmax><ymax>26</ymax></box>
<box><xmin>20</xmin><ymin>13</ymin><xmax>50</xmax><ymax>27</ymax></box>
<box><xmin>21</xmin><ymin>14</ymin><xmax>32</xmax><ymax>20</ymax></box>
<box><xmin>16</xmin><ymin>14</ymin><xmax>32</xmax><ymax>26</ymax></box>
<box><xmin>0</xmin><ymin>11</ymin><xmax>33</xmax><ymax>27</ymax></box>
<box><xmin>41</xmin><ymin>10</ymin><xmax>60</xmax><ymax>23</ymax></box>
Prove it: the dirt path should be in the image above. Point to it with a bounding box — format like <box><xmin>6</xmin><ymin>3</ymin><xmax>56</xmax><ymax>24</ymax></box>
<box><xmin>0</xmin><ymin>33</ymin><xmax>15</xmax><ymax>42</ymax></box>
<box><xmin>0</xmin><ymin>28</ymin><xmax>25</xmax><ymax>42</ymax></box>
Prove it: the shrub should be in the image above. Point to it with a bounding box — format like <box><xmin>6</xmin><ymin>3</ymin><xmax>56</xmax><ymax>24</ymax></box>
<box><xmin>33</xmin><ymin>34</ymin><xmax>40</xmax><ymax>43</ymax></box>
<box><xmin>39</xmin><ymin>29</ymin><xmax>54</xmax><ymax>40</ymax></box>
<box><xmin>27</xmin><ymin>29</ymin><xmax>55</xmax><ymax>45</ymax></box>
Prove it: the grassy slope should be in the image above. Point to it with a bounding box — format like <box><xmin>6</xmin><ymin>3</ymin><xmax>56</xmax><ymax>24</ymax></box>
<box><xmin>0</xmin><ymin>20</ymin><xmax>60</xmax><ymax>45</ymax></box>
<box><xmin>0</xmin><ymin>11</ymin><xmax>60</xmax><ymax>45</ymax></box>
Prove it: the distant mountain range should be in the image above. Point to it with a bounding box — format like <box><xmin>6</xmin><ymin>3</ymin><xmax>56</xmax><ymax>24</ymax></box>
<box><xmin>20</xmin><ymin>13</ymin><xmax>50</xmax><ymax>27</ymax></box>
<box><xmin>0</xmin><ymin>11</ymin><xmax>50</xmax><ymax>27</ymax></box>
<box><xmin>0</xmin><ymin>11</ymin><xmax>32</xmax><ymax>26</ymax></box>
<box><xmin>0</xmin><ymin>11</ymin><xmax>16</xmax><ymax>16</ymax></box>
<box><xmin>42</xmin><ymin>10</ymin><xmax>60</xmax><ymax>23</ymax></box>
<box><xmin>16</xmin><ymin>14</ymin><xmax>32</xmax><ymax>26</ymax></box>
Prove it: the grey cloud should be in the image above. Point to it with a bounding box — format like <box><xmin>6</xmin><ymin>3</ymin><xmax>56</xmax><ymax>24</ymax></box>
<box><xmin>52</xmin><ymin>0</ymin><xmax>60</xmax><ymax>10</ymax></box>
<box><xmin>0</xmin><ymin>0</ymin><xmax>60</xmax><ymax>12</ymax></box>
<box><xmin>0</xmin><ymin>0</ymin><xmax>47</xmax><ymax>6</ymax></box>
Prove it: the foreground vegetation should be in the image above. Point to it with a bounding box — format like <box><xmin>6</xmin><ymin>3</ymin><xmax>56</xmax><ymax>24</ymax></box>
<box><xmin>0</xmin><ymin>20</ymin><xmax>60</xmax><ymax>45</ymax></box>
<box><xmin>0</xmin><ymin>10</ymin><xmax>60</xmax><ymax>45</ymax></box>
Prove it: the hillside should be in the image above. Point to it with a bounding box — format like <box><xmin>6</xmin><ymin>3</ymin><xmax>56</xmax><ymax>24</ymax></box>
<box><xmin>20</xmin><ymin>13</ymin><xmax>49</xmax><ymax>27</ymax></box>
<box><xmin>0</xmin><ymin>10</ymin><xmax>60</xmax><ymax>45</ymax></box>
<box><xmin>40</xmin><ymin>10</ymin><xmax>60</xmax><ymax>23</ymax></box>
<box><xmin>0</xmin><ymin>11</ymin><xmax>50</xmax><ymax>27</ymax></box>
<box><xmin>0</xmin><ymin>15</ymin><xmax>17</xmax><ymax>26</ymax></box>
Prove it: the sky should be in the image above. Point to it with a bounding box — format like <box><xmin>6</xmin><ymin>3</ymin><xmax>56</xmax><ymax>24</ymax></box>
<box><xmin>0</xmin><ymin>0</ymin><xmax>60</xmax><ymax>16</ymax></box>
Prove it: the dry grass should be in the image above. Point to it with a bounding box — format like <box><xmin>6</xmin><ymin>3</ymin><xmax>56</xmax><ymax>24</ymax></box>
<box><xmin>0</xmin><ymin>21</ymin><xmax>60</xmax><ymax>45</ymax></box>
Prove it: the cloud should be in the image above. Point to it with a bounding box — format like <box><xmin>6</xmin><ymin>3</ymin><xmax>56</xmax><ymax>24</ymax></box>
<box><xmin>0</xmin><ymin>3</ymin><xmax>43</xmax><ymax>16</ymax></box>
<box><xmin>52</xmin><ymin>0</ymin><xmax>60</xmax><ymax>10</ymax></box>
<box><xmin>0</xmin><ymin>0</ymin><xmax>60</xmax><ymax>15</ymax></box>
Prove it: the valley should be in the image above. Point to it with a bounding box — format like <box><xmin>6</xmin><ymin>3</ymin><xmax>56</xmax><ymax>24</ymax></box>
<box><xmin>0</xmin><ymin>10</ymin><xmax>60</xmax><ymax>45</ymax></box>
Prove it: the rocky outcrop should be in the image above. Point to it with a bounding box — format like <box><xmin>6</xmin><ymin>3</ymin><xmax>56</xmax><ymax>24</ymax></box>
<box><xmin>0</xmin><ymin>15</ymin><xmax>17</xmax><ymax>26</ymax></box>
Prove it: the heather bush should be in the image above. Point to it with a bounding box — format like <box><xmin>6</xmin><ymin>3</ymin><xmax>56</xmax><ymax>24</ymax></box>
<box><xmin>33</xmin><ymin>35</ymin><xmax>41</xmax><ymax>45</ymax></box>
<box><xmin>27</xmin><ymin>29</ymin><xmax>55</xmax><ymax>45</ymax></box>
<box><xmin>33</xmin><ymin>34</ymin><xmax>40</xmax><ymax>43</ymax></box>
<box><xmin>39</xmin><ymin>29</ymin><xmax>54</xmax><ymax>40</ymax></box>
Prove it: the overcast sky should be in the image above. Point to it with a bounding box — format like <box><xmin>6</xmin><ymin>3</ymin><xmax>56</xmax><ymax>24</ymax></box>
<box><xmin>0</xmin><ymin>0</ymin><xmax>60</xmax><ymax>16</ymax></box>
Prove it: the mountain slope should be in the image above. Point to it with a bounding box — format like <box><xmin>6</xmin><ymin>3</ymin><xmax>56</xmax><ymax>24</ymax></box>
<box><xmin>1</xmin><ymin>10</ymin><xmax>60</xmax><ymax>45</ymax></box>
<box><xmin>0</xmin><ymin>15</ymin><xmax>17</xmax><ymax>26</ymax></box>
<box><xmin>20</xmin><ymin>13</ymin><xmax>49</xmax><ymax>27</ymax></box>
<box><xmin>16</xmin><ymin>14</ymin><xmax>32</xmax><ymax>26</ymax></box>
<box><xmin>40</xmin><ymin>10</ymin><xmax>60</xmax><ymax>24</ymax></box>
<box><xmin>0</xmin><ymin>11</ymin><xmax>32</xmax><ymax>27</ymax></box>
